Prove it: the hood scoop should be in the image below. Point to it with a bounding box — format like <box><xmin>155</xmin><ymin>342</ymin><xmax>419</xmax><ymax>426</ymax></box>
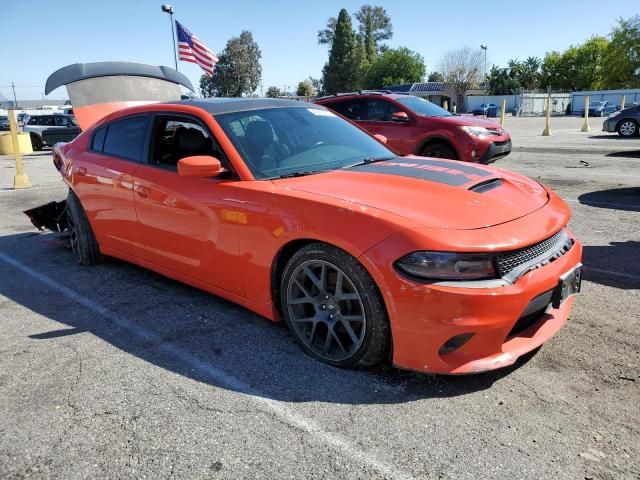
<box><xmin>468</xmin><ymin>177</ymin><xmax>503</xmax><ymax>193</ymax></box>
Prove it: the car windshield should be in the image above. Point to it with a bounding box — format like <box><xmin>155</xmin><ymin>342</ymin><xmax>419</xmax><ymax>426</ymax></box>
<box><xmin>395</xmin><ymin>96</ymin><xmax>452</xmax><ymax>117</ymax></box>
<box><xmin>215</xmin><ymin>106</ymin><xmax>395</xmax><ymax>179</ymax></box>
<box><xmin>591</xmin><ymin>102</ymin><xmax>605</xmax><ymax>108</ymax></box>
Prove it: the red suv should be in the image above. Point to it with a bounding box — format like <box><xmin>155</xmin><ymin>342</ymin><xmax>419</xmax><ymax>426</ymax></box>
<box><xmin>316</xmin><ymin>92</ymin><xmax>512</xmax><ymax>163</ymax></box>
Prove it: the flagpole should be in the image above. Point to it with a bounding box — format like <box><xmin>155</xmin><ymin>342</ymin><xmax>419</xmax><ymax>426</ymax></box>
<box><xmin>161</xmin><ymin>4</ymin><xmax>178</xmax><ymax>71</ymax></box>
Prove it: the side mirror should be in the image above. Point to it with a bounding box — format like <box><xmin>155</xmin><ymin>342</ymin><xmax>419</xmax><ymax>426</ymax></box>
<box><xmin>391</xmin><ymin>111</ymin><xmax>410</xmax><ymax>122</ymax></box>
<box><xmin>374</xmin><ymin>133</ymin><xmax>388</xmax><ymax>144</ymax></box>
<box><xmin>177</xmin><ymin>155</ymin><xmax>223</xmax><ymax>177</ymax></box>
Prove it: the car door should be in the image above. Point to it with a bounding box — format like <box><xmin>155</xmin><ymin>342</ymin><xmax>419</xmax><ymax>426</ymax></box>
<box><xmin>359</xmin><ymin>98</ymin><xmax>415</xmax><ymax>153</ymax></box>
<box><xmin>73</xmin><ymin>115</ymin><xmax>148</xmax><ymax>258</ymax></box>
<box><xmin>132</xmin><ymin>113</ymin><xmax>243</xmax><ymax>295</ymax></box>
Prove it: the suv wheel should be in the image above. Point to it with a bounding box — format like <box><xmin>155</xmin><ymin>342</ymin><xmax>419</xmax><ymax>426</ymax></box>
<box><xmin>30</xmin><ymin>134</ymin><xmax>43</xmax><ymax>151</ymax></box>
<box><xmin>421</xmin><ymin>142</ymin><xmax>457</xmax><ymax>159</ymax></box>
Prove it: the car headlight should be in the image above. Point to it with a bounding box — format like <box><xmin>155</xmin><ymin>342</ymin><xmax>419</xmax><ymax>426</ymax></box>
<box><xmin>460</xmin><ymin>125</ymin><xmax>492</xmax><ymax>137</ymax></box>
<box><xmin>607</xmin><ymin>111</ymin><xmax>620</xmax><ymax>119</ymax></box>
<box><xmin>395</xmin><ymin>252</ymin><xmax>496</xmax><ymax>280</ymax></box>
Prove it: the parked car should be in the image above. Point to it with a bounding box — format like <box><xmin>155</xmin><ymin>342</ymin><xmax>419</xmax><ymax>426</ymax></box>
<box><xmin>17</xmin><ymin>112</ymin><xmax>30</xmax><ymax>125</ymax></box>
<box><xmin>0</xmin><ymin>115</ymin><xmax>9</xmax><ymax>131</ymax></box>
<box><xmin>23</xmin><ymin>114</ymin><xmax>81</xmax><ymax>150</ymax></box>
<box><xmin>584</xmin><ymin>101</ymin><xmax>618</xmax><ymax>117</ymax></box>
<box><xmin>602</xmin><ymin>104</ymin><xmax>640</xmax><ymax>137</ymax></box>
<box><xmin>30</xmin><ymin>62</ymin><xmax>582</xmax><ymax>375</ymax></box>
<box><xmin>316</xmin><ymin>92</ymin><xmax>511</xmax><ymax>163</ymax></box>
<box><xmin>471</xmin><ymin>103</ymin><xmax>498</xmax><ymax>116</ymax></box>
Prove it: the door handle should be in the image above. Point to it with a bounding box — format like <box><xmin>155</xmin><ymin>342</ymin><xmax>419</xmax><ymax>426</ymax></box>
<box><xmin>134</xmin><ymin>184</ymin><xmax>150</xmax><ymax>198</ymax></box>
<box><xmin>76</xmin><ymin>167</ymin><xmax>87</xmax><ymax>176</ymax></box>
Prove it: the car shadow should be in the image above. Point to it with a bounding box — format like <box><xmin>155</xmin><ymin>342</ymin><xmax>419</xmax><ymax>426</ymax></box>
<box><xmin>0</xmin><ymin>232</ymin><xmax>538</xmax><ymax>405</ymax></box>
<box><xmin>587</xmin><ymin>134</ymin><xmax>638</xmax><ymax>141</ymax></box>
<box><xmin>582</xmin><ymin>241</ymin><xmax>640</xmax><ymax>290</ymax></box>
<box><xmin>578</xmin><ymin>187</ymin><xmax>640</xmax><ymax>212</ymax></box>
<box><xmin>605</xmin><ymin>151</ymin><xmax>640</xmax><ymax>158</ymax></box>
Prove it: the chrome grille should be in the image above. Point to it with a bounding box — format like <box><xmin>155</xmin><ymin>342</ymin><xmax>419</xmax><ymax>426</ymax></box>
<box><xmin>497</xmin><ymin>230</ymin><xmax>573</xmax><ymax>281</ymax></box>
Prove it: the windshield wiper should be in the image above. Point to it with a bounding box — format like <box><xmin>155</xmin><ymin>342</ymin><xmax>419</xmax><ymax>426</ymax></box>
<box><xmin>345</xmin><ymin>156</ymin><xmax>395</xmax><ymax>168</ymax></box>
<box><xmin>276</xmin><ymin>170</ymin><xmax>324</xmax><ymax>179</ymax></box>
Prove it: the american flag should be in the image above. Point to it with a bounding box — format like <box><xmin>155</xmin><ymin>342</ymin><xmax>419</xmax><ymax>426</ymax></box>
<box><xmin>176</xmin><ymin>20</ymin><xmax>218</xmax><ymax>76</ymax></box>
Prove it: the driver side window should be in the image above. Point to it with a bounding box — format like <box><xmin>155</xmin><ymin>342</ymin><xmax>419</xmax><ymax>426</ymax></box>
<box><xmin>365</xmin><ymin>99</ymin><xmax>396</xmax><ymax>122</ymax></box>
<box><xmin>150</xmin><ymin>116</ymin><xmax>225</xmax><ymax>171</ymax></box>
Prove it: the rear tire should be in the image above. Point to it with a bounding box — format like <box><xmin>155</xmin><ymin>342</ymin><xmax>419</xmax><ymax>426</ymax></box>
<box><xmin>30</xmin><ymin>134</ymin><xmax>43</xmax><ymax>151</ymax></box>
<box><xmin>421</xmin><ymin>142</ymin><xmax>457</xmax><ymax>159</ymax></box>
<box><xmin>617</xmin><ymin>120</ymin><xmax>638</xmax><ymax>137</ymax></box>
<box><xmin>66</xmin><ymin>192</ymin><xmax>102</xmax><ymax>265</ymax></box>
<box><xmin>280</xmin><ymin>243</ymin><xmax>390</xmax><ymax>369</ymax></box>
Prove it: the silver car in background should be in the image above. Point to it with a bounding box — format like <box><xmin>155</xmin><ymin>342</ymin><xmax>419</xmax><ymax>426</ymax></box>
<box><xmin>603</xmin><ymin>104</ymin><xmax>640</xmax><ymax>137</ymax></box>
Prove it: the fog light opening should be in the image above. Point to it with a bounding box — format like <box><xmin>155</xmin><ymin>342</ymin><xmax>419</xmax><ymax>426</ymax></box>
<box><xmin>439</xmin><ymin>333</ymin><xmax>475</xmax><ymax>356</ymax></box>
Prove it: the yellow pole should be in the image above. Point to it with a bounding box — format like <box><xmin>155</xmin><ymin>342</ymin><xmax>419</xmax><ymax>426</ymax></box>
<box><xmin>542</xmin><ymin>95</ymin><xmax>551</xmax><ymax>136</ymax></box>
<box><xmin>443</xmin><ymin>99</ymin><xmax>448</xmax><ymax>111</ymax></box>
<box><xmin>581</xmin><ymin>95</ymin><xmax>590</xmax><ymax>132</ymax></box>
<box><xmin>620</xmin><ymin>95</ymin><xmax>626</xmax><ymax>110</ymax></box>
<box><xmin>8</xmin><ymin>110</ymin><xmax>31</xmax><ymax>189</ymax></box>
<box><xmin>499</xmin><ymin>98</ymin><xmax>507</xmax><ymax>127</ymax></box>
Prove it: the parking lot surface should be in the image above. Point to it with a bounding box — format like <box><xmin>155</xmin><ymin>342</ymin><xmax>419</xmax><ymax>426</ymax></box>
<box><xmin>0</xmin><ymin>116</ymin><xmax>638</xmax><ymax>479</ymax></box>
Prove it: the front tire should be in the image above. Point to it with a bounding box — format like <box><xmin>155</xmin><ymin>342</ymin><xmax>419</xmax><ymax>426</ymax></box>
<box><xmin>66</xmin><ymin>192</ymin><xmax>101</xmax><ymax>265</ymax></box>
<box><xmin>617</xmin><ymin>120</ymin><xmax>638</xmax><ymax>137</ymax></box>
<box><xmin>421</xmin><ymin>142</ymin><xmax>457</xmax><ymax>159</ymax></box>
<box><xmin>280</xmin><ymin>243</ymin><xmax>390</xmax><ymax>368</ymax></box>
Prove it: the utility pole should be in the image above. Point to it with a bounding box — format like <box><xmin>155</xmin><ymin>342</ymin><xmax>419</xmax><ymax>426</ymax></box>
<box><xmin>480</xmin><ymin>45</ymin><xmax>487</xmax><ymax>117</ymax></box>
<box><xmin>11</xmin><ymin>82</ymin><xmax>17</xmax><ymax>108</ymax></box>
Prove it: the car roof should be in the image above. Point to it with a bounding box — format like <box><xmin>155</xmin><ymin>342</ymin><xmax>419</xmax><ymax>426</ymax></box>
<box><xmin>171</xmin><ymin>98</ymin><xmax>325</xmax><ymax>115</ymax></box>
<box><xmin>316</xmin><ymin>92</ymin><xmax>411</xmax><ymax>103</ymax></box>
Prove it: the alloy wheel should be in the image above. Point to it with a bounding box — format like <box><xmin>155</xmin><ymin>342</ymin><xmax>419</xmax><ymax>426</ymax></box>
<box><xmin>620</xmin><ymin>121</ymin><xmax>636</xmax><ymax>137</ymax></box>
<box><xmin>67</xmin><ymin>209</ymin><xmax>80</xmax><ymax>261</ymax></box>
<box><xmin>286</xmin><ymin>259</ymin><xmax>366</xmax><ymax>362</ymax></box>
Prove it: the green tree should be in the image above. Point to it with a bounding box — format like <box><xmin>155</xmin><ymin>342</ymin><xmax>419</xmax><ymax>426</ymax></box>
<box><xmin>520</xmin><ymin>57</ymin><xmax>541</xmax><ymax>90</ymax></box>
<box><xmin>364</xmin><ymin>47</ymin><xmax>425</xmax><ymax>88</ymax></box>
<box><xmin>296</xmin><ymin>79</ymin><xmax>316</xmax><ymax>96</ymax></box>
<box><xmin>200</xmin><ymin>31</ymin><xmax>262</xmax><ymax>97</ymax></box>
<box><xmin>540</xmin><ymin>37</ymin><xmax>608</xmax><ymax>91</ymax></box>
<box><xmin>601</xmin><ymin>15</ymin><xmax>640</xmax><ymax>89</ymax></box>
<box><xmin>266</xmin><ymin>86</ymin><xmax>281</xmax><ymax>98</ymax></box>
<box><xmin>427</xmin><ymin>71</ymin><xmax>445</xmax><ymax>82</ymax></box>
<box><xmin>321</xmin><ymin>9</ymin><xmax>361</xmax><ymax>94</ymax></box>
<box><xmin>487</xmin><ymin>65</ymin><xmax>521</xmax><ymax>95</ymax></box>
<box><xmin>354</xmin><ymin>5</ymin><xmax>393</xmax><ymax>63</ymax></box>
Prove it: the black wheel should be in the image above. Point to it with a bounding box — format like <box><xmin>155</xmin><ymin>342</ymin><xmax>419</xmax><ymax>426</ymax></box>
<box><xmin>30</xmin><ymin>134</ymin><xmax>43</xmax><ymax>151</ymax></box>
<box><xmin>66</xmin><ymin>191</ymin><xmax>101</xmax><ymax>265</ymax></box>
<box><xmin>281</xmin><ymin>243</ymin><xmax>390</xmax><ymax>368</ymax></box>
<box><xmin>421</xmin><ymin>142</ymin><xmax>457</xmax><ymax>159</ymax></box>
<box><xmin>617</xmin><ymin>120</ymin><xmax>638</xmax><ymax>137</ymax></box>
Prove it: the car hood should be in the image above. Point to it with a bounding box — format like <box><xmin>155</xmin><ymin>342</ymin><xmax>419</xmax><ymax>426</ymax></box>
<box><xmin>279</xmin><ymin>157</ymin><xmax>548</xmax><ymax>230</ymax></box>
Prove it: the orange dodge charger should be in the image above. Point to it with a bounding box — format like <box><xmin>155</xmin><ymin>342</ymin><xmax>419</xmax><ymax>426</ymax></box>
<box><xmin>36</xmin><ymin>63</ymin><xmax>582</xmax><ymax>375</ymax></box>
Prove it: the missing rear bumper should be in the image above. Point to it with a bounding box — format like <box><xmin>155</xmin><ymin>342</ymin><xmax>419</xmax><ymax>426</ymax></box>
<box><xmin>24</xmin><ymin>200</ymin><xmax>67</xmax><ymax>232</ymax></box>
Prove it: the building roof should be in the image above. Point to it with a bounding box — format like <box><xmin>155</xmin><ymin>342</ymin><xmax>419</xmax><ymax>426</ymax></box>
<box><xmin>173</xmin><ymin>97</ymin><xmax>322</xmax><ymax>115</ymax></box>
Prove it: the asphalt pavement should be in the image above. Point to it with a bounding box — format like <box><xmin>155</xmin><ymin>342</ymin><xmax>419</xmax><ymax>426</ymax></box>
<box><xmin>0</xmin><ymin>116</ymin><xmax>638</xmax><ymax>479</ymax></box>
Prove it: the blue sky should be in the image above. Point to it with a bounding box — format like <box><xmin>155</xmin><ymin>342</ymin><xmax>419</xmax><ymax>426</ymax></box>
<box><xmin>1</xmin><ymin>0</ymin><xmax>634</xmax><ymax>100</ymax></box>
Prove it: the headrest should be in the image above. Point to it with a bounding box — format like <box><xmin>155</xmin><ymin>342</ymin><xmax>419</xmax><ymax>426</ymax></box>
<box><xmin>174</xmin><ymin>127</ymin><xmax>207</xmax><ymax>152</ymax></box>
<box><xmin>245</xmin><ymin>121</ymin><xmax>273</xmax><ymax>148</ymax></box>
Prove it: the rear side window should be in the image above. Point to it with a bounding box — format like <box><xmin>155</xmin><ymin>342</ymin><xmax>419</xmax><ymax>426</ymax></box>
<box><xmin>91</xmin><ymin>127</ymin><xmax>107</xmax><ymax>151</ymax></box>
<box><xmin>326</xmin><ymin>99</ymin><xmax>366</xmax><ymax>121</ymax></box>
<box><xmin>102</xmin><ymin>116</ymin><xmax>149</xmax><ymax>162</ymax></box>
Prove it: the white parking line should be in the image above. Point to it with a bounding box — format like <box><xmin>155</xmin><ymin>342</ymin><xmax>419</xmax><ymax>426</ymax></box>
<box><xmin>0</xmin><ymin>185</ymin><xmax>66</xmax><ymax>194</ymax></box>
<box><xmin>0</xmin><ymin>251</ymin><xmax>416</xmax><ymax>480</ymax></box>
<box><xmin>509</xmin><ymin>167</ymin><xmax>640</xmax><ymax>179</ymax></box>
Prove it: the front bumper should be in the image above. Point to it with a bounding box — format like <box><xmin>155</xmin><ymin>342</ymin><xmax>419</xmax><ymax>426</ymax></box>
<box><xmin>362</xmin><ymin>225</ymin><xmax>582</xmax><ymax>375</ymax></box>
<box><xmin>602</xmin><ymin>118</ymin><xmax>617</xmax><ymax>132</ymax></box>
<box><xmin>478</xmin><ymin>139</ymin><xmax>512</xmax><ymax>163</ymax></box>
